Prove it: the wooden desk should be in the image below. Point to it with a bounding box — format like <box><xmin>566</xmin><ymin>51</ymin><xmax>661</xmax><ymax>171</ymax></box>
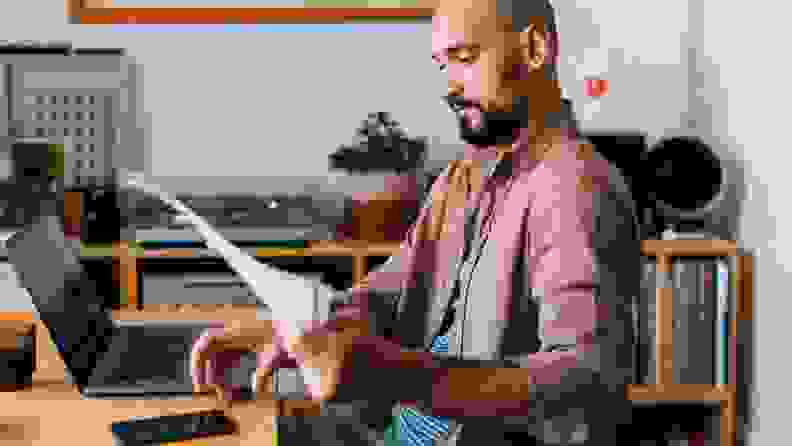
<box><xmin>0</xmin><ymin>307</ymin><xmax>290</xmax><ymax>445</ymax></box>
<box><xmin>0</xmin><ymin>382</ymin><xmax>278</xmax><ymax>445</ymax></box>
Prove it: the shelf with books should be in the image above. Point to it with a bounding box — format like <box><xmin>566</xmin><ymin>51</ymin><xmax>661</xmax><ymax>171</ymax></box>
<box><xmin>638</xmin><ymin>239</ymin><xmax>750</xmax><ymax>446</ymax></box>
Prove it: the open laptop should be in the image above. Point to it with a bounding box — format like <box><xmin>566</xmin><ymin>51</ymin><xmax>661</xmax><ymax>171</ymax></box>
<box><xmin>4</xmin><ymin>215</ymin><xmax>257</xmax><ymax>399</ymax></box>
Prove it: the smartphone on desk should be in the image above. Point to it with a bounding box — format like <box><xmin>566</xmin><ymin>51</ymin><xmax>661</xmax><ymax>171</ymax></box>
<box><xmin>110</xmin><ymin>409</ymin><xmax>237</xmax><ymax>445</ymax></box>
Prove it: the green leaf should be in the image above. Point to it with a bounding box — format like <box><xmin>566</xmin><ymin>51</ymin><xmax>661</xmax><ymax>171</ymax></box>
<box><xmin>47</xmin><ymin>143</ymin><xmax>65</xmax><ymax>178</ymax></box>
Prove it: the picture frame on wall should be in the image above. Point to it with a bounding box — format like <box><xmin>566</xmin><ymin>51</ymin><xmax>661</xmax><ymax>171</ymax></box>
<box><xmin>67</xmin><ymin>0</ymin><xmax>433</xmax><ymax>24</ymax></box>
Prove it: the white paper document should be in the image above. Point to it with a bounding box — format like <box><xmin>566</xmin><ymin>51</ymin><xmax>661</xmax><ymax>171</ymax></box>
<box><xmin>121</xmin><ymin>170</ymin><xmax>317</xmax><ymax>342</ymax></box>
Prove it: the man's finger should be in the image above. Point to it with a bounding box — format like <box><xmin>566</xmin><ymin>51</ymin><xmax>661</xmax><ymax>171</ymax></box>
<box><xmin>190</xmin><ymin>342</ymin><xmax>215</xmax><ymax>388</ymax></box>
<box><xmin>213</xmin><ymin>384</ymin><xmax>232</xmax><ymax>409</ymax></box>
<box><xmin>284</xmin><ymin>334</ymin><xmax>302</xmax><ymax>356</ymax></box>
<box><xmin>190</xmin><ymin>353</ymin><xmax>206</xmax><ymax>387</ymax></box>
<box><xmin>191</xmin><ymin>328</ymin><xmax>222</xmax><ymax>386</ymax></box>
<box><xmin>253</xmin><ymin>367</ymin><xmax>274</xmax><ymax>396</ymax></box>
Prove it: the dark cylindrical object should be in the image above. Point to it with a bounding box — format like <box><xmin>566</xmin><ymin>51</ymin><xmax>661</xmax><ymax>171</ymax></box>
<box><xmin>644</xmin><ymin>136</ymin><xmax>725</xmax><ymax>221</ymax></box>
<box><xmin>80</xmin><ymin>185</ymin><xmax>122</xmax><ymax>244</ymax></box>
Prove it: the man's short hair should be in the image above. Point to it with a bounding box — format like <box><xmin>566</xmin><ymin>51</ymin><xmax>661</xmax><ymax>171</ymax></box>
<box><xmin>495</xmin><ymin>0</ymin><xmax>560</xmax><ymax>79</ymax></box>
<box><xmin>495</xmin><ymin>0</ymin><xmax>558</xmax><ymax>36</ymax></box>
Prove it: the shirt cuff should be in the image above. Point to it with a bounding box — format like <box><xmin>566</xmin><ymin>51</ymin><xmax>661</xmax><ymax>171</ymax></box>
<box><xmin>336</xmin><ymin>335</ymin><xmax>434</xmax><ymax>405</ymax></box>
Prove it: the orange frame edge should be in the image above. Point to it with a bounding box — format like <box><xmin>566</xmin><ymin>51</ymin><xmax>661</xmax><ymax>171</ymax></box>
<box><xmin>67</xmin><ymin>0</ymin><xmax>433</xmax><ymax>24</ymax></box>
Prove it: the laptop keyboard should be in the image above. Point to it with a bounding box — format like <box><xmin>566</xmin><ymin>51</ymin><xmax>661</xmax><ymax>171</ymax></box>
<box><xmin>91</xmin><ymin>324</ymin><xmax>205</xmax><ymax>388</ymax></box>
<box><xmin>88</xmin><ymin>323</ymin><xmax>258</xmax><ymax>392</ymax></box>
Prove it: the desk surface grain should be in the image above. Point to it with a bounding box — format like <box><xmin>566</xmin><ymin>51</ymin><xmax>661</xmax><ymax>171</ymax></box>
<box><xmin>0</xmin><ymin>381</ymin><xmax>278</xmax><ymax>445</ymax></box>
<box><xmin>0</xmin><ymin>308</ymin><xmax>282</xmax><ymax>445</ymax></box>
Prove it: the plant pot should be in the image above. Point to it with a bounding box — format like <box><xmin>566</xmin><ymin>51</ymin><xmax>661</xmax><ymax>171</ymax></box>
<box><xmin>332</xmin><ymin>172</ymin><xmax>422</xmax><ymax>243</ymax></box>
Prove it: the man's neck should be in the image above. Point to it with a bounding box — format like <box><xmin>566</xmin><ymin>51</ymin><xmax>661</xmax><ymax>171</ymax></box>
<box><xmin>500</xmin><ymin>125</ymin><xmax>572</xmax><ymax>162</ymax></box>
<box><xmin>496</xmin><ymin>97</ymin><xmax>575</xmax><ymax>152</ymax></box>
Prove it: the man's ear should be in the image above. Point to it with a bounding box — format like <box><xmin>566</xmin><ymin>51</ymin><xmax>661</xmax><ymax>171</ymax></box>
<box><xmin>517</xmin><ymin>24</ymin><xmax>547</xmax><ymax>71</ymax></box>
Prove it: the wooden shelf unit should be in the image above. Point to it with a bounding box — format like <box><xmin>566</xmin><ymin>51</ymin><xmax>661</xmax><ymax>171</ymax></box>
<box><xmin>78</xmin><ymin>240</ymin><xmax>403</xmax><ymax>308</ymax></box>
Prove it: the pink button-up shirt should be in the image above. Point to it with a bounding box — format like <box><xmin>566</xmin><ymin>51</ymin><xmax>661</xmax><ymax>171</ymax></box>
<box><xmin>332</xmin><ymin>129</ymin><xmax>640</xmax><ymax>444</ymax></box>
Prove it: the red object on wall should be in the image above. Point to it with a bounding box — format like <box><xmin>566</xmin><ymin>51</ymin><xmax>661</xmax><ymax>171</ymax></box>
<box><xmin>584</xmin><ymin>77</ymin><xmax>609</xmax><ymax>97</ymax></box>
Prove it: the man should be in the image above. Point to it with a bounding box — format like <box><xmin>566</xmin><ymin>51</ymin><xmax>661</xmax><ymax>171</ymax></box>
<box><xmin>192</xmin><ymin>0</ymin><xmax>640</xmax><ymax>445</ymax></box>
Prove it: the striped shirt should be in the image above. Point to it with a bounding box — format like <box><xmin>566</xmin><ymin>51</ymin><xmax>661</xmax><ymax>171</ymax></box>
<box><xmin>398</xmin><ymin>334</ymin><xmax>452</xmax><ymax>445</ymax></box>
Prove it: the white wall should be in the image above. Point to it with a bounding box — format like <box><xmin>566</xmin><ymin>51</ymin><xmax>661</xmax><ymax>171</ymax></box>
<box><xmin>554</xmin><ymin>0</ymin><xmax>692</xmax><ymax>147</ymax></box>
<box><xmin>697</xmin><ymin>1</ymin><xmax>789</xmax><ymax>445</ymax></box>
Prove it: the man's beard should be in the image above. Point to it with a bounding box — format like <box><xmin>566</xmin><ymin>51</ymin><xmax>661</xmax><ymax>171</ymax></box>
<box><xmin>454</xmin><ymin>95</ymin><xmax>531</xmax><ymax>148</ymax></box>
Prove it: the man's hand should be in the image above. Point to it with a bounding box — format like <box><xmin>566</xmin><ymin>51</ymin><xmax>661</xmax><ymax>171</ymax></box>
<box><xmin>190</xmin><ymin>319</ymin><xmax>286</xmax><ymax>405</ymax></box>
<box><xmin>281</xmin><ymin>318</ymin><xmax>370</xmax><ymax>402</ymax></box>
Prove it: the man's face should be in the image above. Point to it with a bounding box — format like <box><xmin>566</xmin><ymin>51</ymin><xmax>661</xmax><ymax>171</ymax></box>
<box><xmin>431</xmin><ymin>0</ymin><xmax>547</xmax><ymax>149</ymax></box>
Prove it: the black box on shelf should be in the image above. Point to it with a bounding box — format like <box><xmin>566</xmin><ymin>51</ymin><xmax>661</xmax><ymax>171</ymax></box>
<box><xmin>0</xmin><ymin>322</ymin><xmax>35</xmax><ymax>390</ymax></box>
<box><xmin>80</xmin><ymin>185</ymin><xmax>122</xmax><ymax>244</ymax></box>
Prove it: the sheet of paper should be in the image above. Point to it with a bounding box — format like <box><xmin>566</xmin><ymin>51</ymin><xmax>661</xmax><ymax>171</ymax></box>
<box><xmin>121</xmin><ymin>170</ymin><xmax>314</xmax><ymax>341</ymax></box>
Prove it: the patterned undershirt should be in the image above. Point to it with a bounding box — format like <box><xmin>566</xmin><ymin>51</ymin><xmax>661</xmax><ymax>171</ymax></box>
<box><xmin>397</xmin><ymin>334</ymin><xmax>451</xmax><ymax>445</ymax></box>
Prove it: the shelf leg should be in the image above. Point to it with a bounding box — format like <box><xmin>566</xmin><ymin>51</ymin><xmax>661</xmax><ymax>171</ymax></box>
<box><xmin>113</xmin><ymin>241</ymin><xmax>138</xmax><ymax>309</ymax></box>
<box><xmin>655</xmin><ymin>255</ymin><xmax>673</xmax><ymax>386</ymax></box>
<box><xmin>353</xmin><ymin>255</ymin><xmax>367</xmax><ymax>286</ymax></box>
<box><xmin>721</xmin><ymin>392</ymin><xmax>736</xmax><ymax>446</ymax></box>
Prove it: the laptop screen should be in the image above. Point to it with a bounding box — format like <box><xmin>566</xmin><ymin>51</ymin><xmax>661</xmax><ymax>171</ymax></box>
<box><xmin>6</xmin><ymin>216</ymin><xmax>118</xmax><ymax>387</ymax></box>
